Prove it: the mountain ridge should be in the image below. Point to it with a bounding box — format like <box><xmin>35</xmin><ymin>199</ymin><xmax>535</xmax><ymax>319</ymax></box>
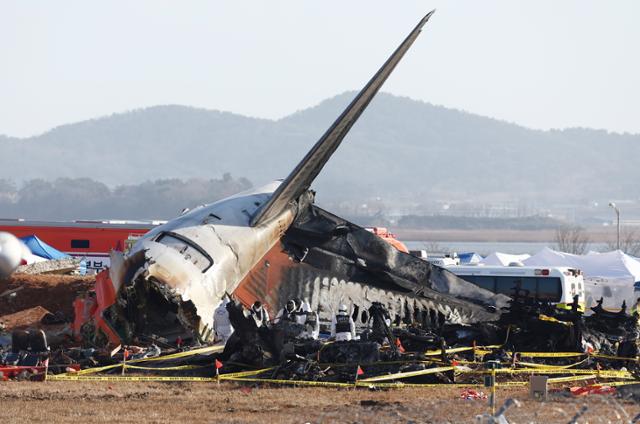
<box><xmin>1</xmin><ymin>92</ymin><xmax>638</xmax><ymax>205</ymax></box>
<box><xmin>4</xmin><ymin>93</ymin><xmax>635</xmax><ymax>141</ymax></box>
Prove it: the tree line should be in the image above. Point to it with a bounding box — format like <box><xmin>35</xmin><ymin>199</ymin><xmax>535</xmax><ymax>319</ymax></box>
<box><xmin>0</xmin><ymin>174</ymin><xmax>252</xmax><ymax>221</ymax></box>
<box><xmin>555</xmin><ymin>225</ymin><xmax>640</xmax><ymax>256</ymax></box>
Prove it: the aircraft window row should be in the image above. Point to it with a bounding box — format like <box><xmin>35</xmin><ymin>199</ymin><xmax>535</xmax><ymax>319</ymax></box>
<box><xmin>461</xmin><ymin>275</ymin><xmax>562</xmax><ymax>302</ymax></box>
<box><xmin>156</xmin><ymin>232</ymin><xmax>213</xmax><ymax>272</ymax></box>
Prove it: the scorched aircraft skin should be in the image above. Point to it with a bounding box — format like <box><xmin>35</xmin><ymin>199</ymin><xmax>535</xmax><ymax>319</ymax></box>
<box><xmin>106</xmin><ymin>12</ymin><xmax>509</xmax><ymax>343</ymax></box>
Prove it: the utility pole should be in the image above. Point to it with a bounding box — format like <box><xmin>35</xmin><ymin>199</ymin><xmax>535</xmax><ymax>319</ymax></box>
<box><xmin>609</xmin><ymin>202</ymin><xmax>620</xmax><ymax>251</ymax></box>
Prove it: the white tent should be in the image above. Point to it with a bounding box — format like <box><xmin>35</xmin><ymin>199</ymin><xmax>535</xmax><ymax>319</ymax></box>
<box><xmin>524</xmin><ymin>247</ymin><xmax>640</xmax><ymax>283</ymax></box>
<box><xmin>523</xmin><ymin>247</ymin><xmax>640</xmax><ymax>308</ymax></box>
<box><xmin>479</xmin><ymin>252</ymin><xmax>531</xmax><ymax>266</ymax></box>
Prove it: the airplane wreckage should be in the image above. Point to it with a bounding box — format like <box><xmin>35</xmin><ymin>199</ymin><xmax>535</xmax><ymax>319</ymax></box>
<box><xmin>72</xmin><ymin>10</ymin><xmax>509</xmax><ymax>347</ymax></box>
<box><xmin>69</xmin><ymin>12</ymin><xmax>638</xmax><ymax>368</ymax></box>
<box><xmin>2</xmin><ymin>14</ymin><xmax>637</xmax><ymax>394</ymax></box>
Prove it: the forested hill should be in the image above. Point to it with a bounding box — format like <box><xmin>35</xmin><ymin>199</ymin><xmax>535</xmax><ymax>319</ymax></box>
<box><xmin>1</xmin><ymin>92</ymin><xmax>638</xmax><ymax>204</ymax></box>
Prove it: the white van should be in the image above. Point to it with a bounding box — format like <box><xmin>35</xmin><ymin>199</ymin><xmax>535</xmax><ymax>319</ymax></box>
<box><xmin>447</xmin><ymin>265</ymin><xmax>585</xmax><ymax>310</ymax></box>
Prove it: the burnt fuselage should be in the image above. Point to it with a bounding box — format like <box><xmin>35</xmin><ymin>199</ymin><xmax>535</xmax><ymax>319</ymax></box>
<box><xmin>107</xmin><ymin>182</ymin><xmax>294</xmax><ymax>342</ymax></box>
<box><xmin>106</xmin><ymin>184</ymin><xmax>506</xmax><ymax>343</ymax></box>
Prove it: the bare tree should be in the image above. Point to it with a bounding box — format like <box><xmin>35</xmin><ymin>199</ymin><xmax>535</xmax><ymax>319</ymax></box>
<box><xmin>605</xmin><ymin>228</ymin><xmax>640</xmax><ymax>256</ymax></box>
<box><xmin>424</xmin><ymin>241</ymin><xmax>450</xmax><ymax>255</ymax></box>
<box><xmin>554</xmin><ymin>225</ymin><xmax>590</xmax><ymax>254</ymax></box>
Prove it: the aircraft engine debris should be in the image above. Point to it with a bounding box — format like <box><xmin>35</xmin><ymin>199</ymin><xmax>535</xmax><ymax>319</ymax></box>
<box><xmin>0</xmin><ymin>232</ymin><xmax>26</xmax><ymax>278</ymax></box>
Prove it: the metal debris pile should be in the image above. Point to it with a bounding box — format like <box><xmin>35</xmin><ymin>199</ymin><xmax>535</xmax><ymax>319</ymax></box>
<box><xmin>1</xmin><ymin>279</ymin><xmax>640</xmax><ymax>396</ymax></box>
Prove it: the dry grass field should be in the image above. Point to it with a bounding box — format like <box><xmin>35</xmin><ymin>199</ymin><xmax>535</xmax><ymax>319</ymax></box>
<box><xmin>0</xmin><ymin>381</ymin><xmax>638</xmax><ymax>423</ymax></box>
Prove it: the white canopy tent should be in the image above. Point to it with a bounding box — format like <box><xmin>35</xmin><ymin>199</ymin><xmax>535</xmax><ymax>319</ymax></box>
<box><xmin>479</xmin><ymin>252</ymin><xmax>531</xmax><ymax>266</ymax></box>
<box><xmin>523</xmin><ymin>247</ymin><xmax>640</xmax><ymax>309</ymax></box>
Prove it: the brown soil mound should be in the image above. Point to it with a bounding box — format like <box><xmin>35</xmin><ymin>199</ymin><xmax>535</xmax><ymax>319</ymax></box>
<box><xmin>0</xmin><ymin>306</ymin><xmax>51</xmax><ymax>330</ymax></box>
<box><xmin>0</xmin><ymin>274</ymin><xmax>95</xmax><ymax>321</ymax></box>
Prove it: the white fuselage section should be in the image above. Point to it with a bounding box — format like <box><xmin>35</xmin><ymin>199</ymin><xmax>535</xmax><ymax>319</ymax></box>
<box><xmin>119</xmin><ymin>181</ymin><xmax>295</xmax><ymax>332</ymax></box>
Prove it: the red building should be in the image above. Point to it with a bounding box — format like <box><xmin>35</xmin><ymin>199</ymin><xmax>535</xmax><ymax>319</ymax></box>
<box><xmin>0</xmin><ymin>219</ymin><xmax>162</xmax><ymax>271</ymax></box>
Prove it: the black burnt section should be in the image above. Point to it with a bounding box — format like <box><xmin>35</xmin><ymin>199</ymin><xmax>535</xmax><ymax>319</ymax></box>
<box><xmin>280</xmin><ymin>204</ymin><xmax>508</xmax><ymax>324</ymax></box>
<box><xmin>104</xmin><ymin>275</ymin><xmax>200</xmax><ymax>346</ymax></box>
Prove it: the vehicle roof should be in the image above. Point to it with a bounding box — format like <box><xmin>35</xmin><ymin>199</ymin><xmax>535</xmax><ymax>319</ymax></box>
<box><xmin>447</xmin><ymin>265</ymin><xmax>579</xmax><ymax>273</ymax></box>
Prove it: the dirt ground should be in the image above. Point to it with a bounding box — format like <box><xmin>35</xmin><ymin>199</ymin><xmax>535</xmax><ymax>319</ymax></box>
<box><xmin>0</xmin><ymin>274</ymin><xmax>94</xmax><ymax>325</ymax></box>
<box><xmin>0</xmin><ymin>381</ymin><xmax>637</xmax><ymax>424</ymax></box>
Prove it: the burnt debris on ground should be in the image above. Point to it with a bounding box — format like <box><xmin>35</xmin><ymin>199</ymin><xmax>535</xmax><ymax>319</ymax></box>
<box><xmin>1</xmin><ymin>274</ymin><xmax>639</xmax><ymax>394</ymax></box>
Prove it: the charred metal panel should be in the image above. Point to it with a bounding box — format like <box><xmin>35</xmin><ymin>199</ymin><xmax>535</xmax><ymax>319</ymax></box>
<box><xmin>234</xmin><ymin>204</ymin><xmax>507</xmax><ymax>327</ymax></box>
<box><xmin>281</xmin><ymin>204</ymin><xmax>509</xmax><ymax>319</ymax></box>
<box><xmin>273</xmin><ymin>265</ymin><xmax>495</xmax><ymax>325</ymax></box>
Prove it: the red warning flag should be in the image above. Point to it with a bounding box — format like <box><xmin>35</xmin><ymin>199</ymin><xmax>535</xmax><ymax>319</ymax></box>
<box><xmin>356</xmin><ymin>365</ymin><xmax>364</xmax><ymax>376</ymax></box>
<box><xmin>215</xmin><ymin>359</ymin><xmax>223</xmax><ymax>369</ymax></box>
<box><xmin>395</xmin><ymin>338</ymin><xmax>406</xmax><ymax>353</ymax></box>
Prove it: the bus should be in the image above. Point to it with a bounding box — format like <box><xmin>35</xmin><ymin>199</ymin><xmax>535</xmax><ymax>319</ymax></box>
<box><xmin>446</xmin><ymin>265</ymin><xmax>585</xmax><ymax>310</ymax></box>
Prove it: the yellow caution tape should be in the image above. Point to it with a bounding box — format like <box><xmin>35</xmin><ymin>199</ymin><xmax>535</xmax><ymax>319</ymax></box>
<box><xmin>356</xmin><ymin>381</ymin><xmax>527</xmax><ymax>388</ymax></box>
<box><xmin>218</xmin><ymin>368</ymin><xmax>274</xmax><ymax>379</ymax></box>
<box><xmin>48</xmin><ymin>371</ymin><xmax>632</xmax><ymax>388</ymax></box>
<box><xmin>495</xmin><ymin>381</ymin><xmax>529</xmax><ymax>387</ymax></box>
<box><xmin>69</xmin><ymin>345</ymin><xmax>225</xmax><ymax>376</ymax></box>
<box><xmin>129</xmin><ymin>345</ymin><xmax>224</xmax><ymax>363</ymax></box>
<box><xmin>358</xmin><ymin>366</ymin><xmax>455</xmax><ymax>383</ymax></box>
<box><xmin>460</xmin><ymin>368</ymin><xmax>634</xmax><ymax>378</ymax></box>
<box><xmin>603</xmin><ymin>380</ymin><xmax>640</xmax><ymax>387</ymax></box>
<box><xmin>74</xmin><ymin>363</ymin><xmax>121</xmax><ymax>376</ymax></box>
<box><xmin>515</xmin><ymin>352</ymin><xmax>585</xmax><ymax>358</ymax></box>
<box><xmin>47</xmin><ymin>375</ymin><xmax>216</xmax><ymax>382</ymax></box>
<box><xmin>424</xmin><ymin>347</ymin><xmax>473</xmax><ymax>356</ymax></box>
<box><xmin>225</xmin><ymin>378</ymin><xmax>531</xmax><ymax>389</ymax></box>
<box><xmin>123</xmin><ymin>364</ymin><xmax>205</xmax><ymax>371</ymax></box>
<box><xmin>46</xmin><ymin>374</ymin><xmax>554</xmax><ymax>388</ymax></box>
<box><xmin>547</xmin><ymin>375</ymin><xmax>597</xmax><ymax>384</ymax></box>
<box><xmin>225</xmin><ymin>377</ymin><xmax>355</xmax><ymax>388</ymax></box>
<box><xmin>517</xmin><ymin>358</ymin><xmax>588</xmax><ymax>370</ymax></box>
<box><xmin>72</xmin><ymin>362</ymin><xmax>203</xmax><ymax>376</ymax></box>
<box><xmin>47</xmin><ymin>343</ymin><xmax>640</xmax><ymax>389</ymax></box>
<box><xmin>49</xmin><ymin>367</ymin><xmax>273</xmax><ymax>382</ymax></box>
<box><xmin>590</xmin><ymin>353</ymin><xmax>640</xmax><ymax>362</ymax></box>
<box><xmin>224</xmin><ymin>377</ymin><xmax>519</xmax><ymax>389</ymax></box>
<box><xmin>478</xmin><ymin>345</ymin><xmax>503</xmax><ymax>350</ymax></box>
<box><xmin>318</xmin><ymin>359</ymin><xmax>438</xmax><ymax>368</ymax></box>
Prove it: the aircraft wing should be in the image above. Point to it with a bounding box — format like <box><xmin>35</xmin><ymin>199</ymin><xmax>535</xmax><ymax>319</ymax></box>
<box><xmin>250</xmin><ymin>11</ymin><xmax>435</xmax><ymax>227</ymax></box>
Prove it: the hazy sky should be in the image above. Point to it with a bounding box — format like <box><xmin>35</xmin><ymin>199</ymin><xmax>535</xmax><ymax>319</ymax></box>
<box><xmin>1</xmin><ymin>1</ymin><xmax>638</xmax><ymax>138</ymax></box>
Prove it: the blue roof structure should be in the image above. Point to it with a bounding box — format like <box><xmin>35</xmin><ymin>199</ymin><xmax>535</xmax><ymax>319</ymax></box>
<box><xmin>458</xmin><ymin>252</ymin><xmax>483</xmax><ymax>264</ymax></box>
<box><xmin>20</xmin><ymin>235</ymin><xmax>69</xmax><ymax>260</ymax></box>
